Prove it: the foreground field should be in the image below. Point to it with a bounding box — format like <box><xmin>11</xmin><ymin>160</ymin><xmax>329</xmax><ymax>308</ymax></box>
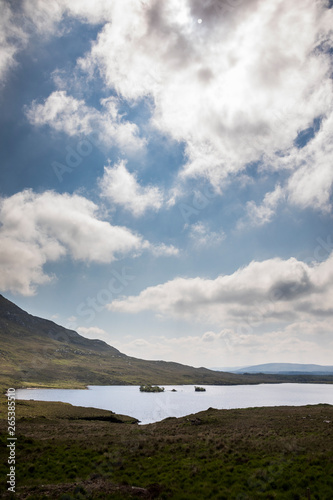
<box><xmin>0</xmin><ymin>400</ymin><xmax>332</xmax><ymax>499</ymax></box>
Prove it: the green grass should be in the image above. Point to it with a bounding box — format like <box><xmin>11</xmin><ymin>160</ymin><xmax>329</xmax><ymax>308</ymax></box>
<box><xmin>0</xmin><ymin>400</ymin><xmax>332</xmax><ymax>499</ymax></box>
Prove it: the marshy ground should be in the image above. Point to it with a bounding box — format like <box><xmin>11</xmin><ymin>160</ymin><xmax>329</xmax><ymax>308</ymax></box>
<box><xmin>0</xmin><ymin>400</ymin><xmax>332</xmax><ymax>499</ymax></box>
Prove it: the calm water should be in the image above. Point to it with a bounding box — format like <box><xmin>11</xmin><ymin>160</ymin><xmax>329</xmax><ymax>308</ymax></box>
<box><xmin>15</xmin><ymin>384</ymin><xmax>333</xmax><ymax>425</ymax></box>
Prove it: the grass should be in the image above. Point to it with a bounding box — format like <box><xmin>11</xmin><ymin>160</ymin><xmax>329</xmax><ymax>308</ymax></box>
<box><xmin>0</xmin><ymin>400</ymin><xmax>332</xmax><ymax>499</ymax></box>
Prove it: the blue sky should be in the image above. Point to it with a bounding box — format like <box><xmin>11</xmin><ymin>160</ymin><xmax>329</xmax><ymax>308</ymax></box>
<box><xmin>1</xmin><ymin>0</ymin><xmax>333</xmax><ymax>368</ymax></box>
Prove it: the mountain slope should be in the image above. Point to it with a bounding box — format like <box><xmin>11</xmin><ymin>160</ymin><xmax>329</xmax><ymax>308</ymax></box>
<box><xmin>0</xmin><ymin>294</ymin><xmax>122</xmax><ymax>355</ymax></box>
<box><xmin>1</xmin><ymin>295</ymin><xmax>332</xmax><ymax>391</ymax></box>
<box><xmin>0</xmin><ymin>294</ymin><xmax>250</xmax><ymax>389</ymax></box>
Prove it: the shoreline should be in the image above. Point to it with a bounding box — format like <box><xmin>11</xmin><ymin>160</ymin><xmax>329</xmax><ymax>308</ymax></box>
<box><xmin>1</xmin><ymin>402</ymin><xmax>332</xmax><ymax>499</ymax></box>
<box><xmin>12</xmin><ymin>383</ymin><xmax>333</xmax><ymax>426</ymax></box>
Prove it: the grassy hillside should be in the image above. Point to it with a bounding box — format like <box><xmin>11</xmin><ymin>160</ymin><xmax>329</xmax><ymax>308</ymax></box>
<box><xmin>0</xmin><ymin>400</ymin><xmax>332</xmax><ymax>499</ymax></box>
<box><xmin>1</xmin><ymin>294</ymin><xmax>333</xmax><ymax>392</ymax></box>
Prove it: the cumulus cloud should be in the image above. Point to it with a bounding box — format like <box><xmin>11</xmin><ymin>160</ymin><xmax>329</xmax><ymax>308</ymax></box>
<box><xmin>0</xmin><ymin>188</ymin><xmax>179</xmax><ymax>295</ymax></box>
<box><xmin>0</xmin><ymin>189</ymin><xmax>148</xmax><ymax>295</ymax></box>
<box><xmin>99</xmin><ymin>160</ymin><xmax>164</xmax><ymax>216</ymax></box>
<box><xmin>77</xmin><ymin>0</ymin><xmax>333</xmax><ymax>203</ymax></box>
<box><xmin>108</xmin><ymin>253</ymin><xmax>333</xmax><ymax>326</ymax></box>
<box><xmin>26</xmin><ymin>91</ymin><xmax>145</xmax><ymax>153</ymax></box>
<box><xmin>242</xmin><ymin>111</ymin><xmax>333</xmax><ymax>225</ymax></box>
<box><xmin>5</xmin><ymin>1</ymin><xmax>333</xmax><ymax>219</ymax></box>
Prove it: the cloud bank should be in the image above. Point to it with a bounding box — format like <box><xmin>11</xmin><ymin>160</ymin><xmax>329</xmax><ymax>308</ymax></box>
<box><xmin>4</xmin><ymin>0</ymin><xmax>332</xmax><ymax>222</ymax></box>
<box><xmin>108</xmin><ymin>253</ymin><xmax>333</xmax><ymax>327</ymax></box>
<box><xmin>76</xmin><ymin>0</ymin><xmax>333</xmax><ymax>211</ymax></box>
<box><xmin>0</xmin><ymin>189</ymin><xmax>177</xmax><ymax>296</ymax></box>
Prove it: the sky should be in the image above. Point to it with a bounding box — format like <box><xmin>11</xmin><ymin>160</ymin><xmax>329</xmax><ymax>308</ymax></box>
<box><xmin>0</xmin><ymin>0</ymin><xmax>333</xmax><ymax>369</ymax></box>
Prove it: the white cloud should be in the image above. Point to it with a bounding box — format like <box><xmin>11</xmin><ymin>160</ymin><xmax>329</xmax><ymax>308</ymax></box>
<box><xmin>26</xmin><ymin>91</ymin><xmax>145</xmax><ymax>153</ymax></box>
<box><xmin>108</xmin><ymin>252</ymin><xmax>333</xmax><ymax>327</ymax></box>
<box><xmin>0</xmin><ymin>189</ymin><xmax>148</xmax><ymax>296</ymax></box>
<box><xmin>77</xmin><ymin>326</ymin><xmax>108</xmax><ymax>339</ymax></box>
<box><xmin>150</xmin><ymin>243</ymin><xmax>179</xmax><ymax>257</ymax></box>
<box><xmin>241</xmin><ymin>185</ymin><xmax>285</xmax><ymax>228</ymax></box>
<box><xmin>285</xmin><ymin>113</ymin><xmax>333</xmax><ymax>212</ymax></box>
<box><xmin>112</xmin><ymin>332</ymin><xmax>236</xmax><ymax>366</ymax></box>
<box><xmin>99</xmin><ymin>160</ymin><xmax>163</xmax><ymax>216</ymax></box>
<box><xmin>111</xmin><ymin>325</ymin><xmax>333</xmax><ymax>367</ymax></box>
<box><xmin>5</xmin><ymin>1</ymin><xmax>332</xmax><ymax>218</ymax></box>
<box><xmin>0</xmin><ymin>188</ymin><xmax>179</xmax><ymax>296</ymax></box>
<box><xmin>0</xmin><ymin>0</ymin><xmax>114</xmax><ymax>86</ymax></box>
<box><xmin>188</xmin><ymin>222</ymin><xmax>225</xmax><ymax>247</ymax></box>
<box><xmin>243</xmin><ymin>112</ymin><xmax>333</xmax><ymax>224</ymax></box>
<box><xmin>0</xmin><ymin>1</ymin><xmax>27</xmax><ymax>84</ymax></box>
<box><xmin>22</xmin><ymin>0</ymin><xmax>114</xmax><ymax>34</ymax></box>
<box><xmin>77</xmin><ymin>0</ymin><xmax>333</xmax><ymax>203</ymax></box>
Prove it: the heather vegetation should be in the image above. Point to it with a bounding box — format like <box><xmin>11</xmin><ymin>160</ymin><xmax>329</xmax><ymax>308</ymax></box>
<box><xmin>0</xmin><ymin>400</ymin><xmax>332</xmax><ymax>499</ymax></box>
<box><xmin>139</xmin><ymin>385</ymin><xmax>165</xmax><ymax>393</ymax></box>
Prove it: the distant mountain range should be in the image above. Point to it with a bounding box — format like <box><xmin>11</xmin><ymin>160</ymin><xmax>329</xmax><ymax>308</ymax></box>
<box><xmin>212</xmin><ymin>363</ymin><xmax>333</xmax><ymax>375</ymax></box>
<box><xmin>1</xmin><ymin>294</ymin><xmax>332</xmax><ymax>390</ymax></box>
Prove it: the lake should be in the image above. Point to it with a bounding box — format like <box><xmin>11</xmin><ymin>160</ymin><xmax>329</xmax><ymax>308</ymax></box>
<box><xmin>15</xmin><ymin>383</ymin><xmax>333</xmax><ymax>425</ymax></box>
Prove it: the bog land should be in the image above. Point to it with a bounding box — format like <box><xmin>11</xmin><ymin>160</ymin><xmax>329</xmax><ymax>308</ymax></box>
<box><xmin>0</xmin><ymin>400</ymin><xmax>332</xmax><ymax>499</ymax></box>
<box><xmin>1</xmin><ymin>295</ymin><xmax>333</xmax><ymax>498</ymax></box>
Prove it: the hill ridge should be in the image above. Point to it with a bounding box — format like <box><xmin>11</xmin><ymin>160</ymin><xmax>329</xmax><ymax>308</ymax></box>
<box><xmin>1</xmin><ymin>294</ymin><xmax>332</xmax><ymax>390</ymax></box>
<box><xmin>214</xmin><ymin>362</ymin><xmax>333</xmax><ymax>375</ymax></box>
<box><xmin>0</xmin><ymin>294</ymin><xmax>123</xmax><ymax>356</ymax></box>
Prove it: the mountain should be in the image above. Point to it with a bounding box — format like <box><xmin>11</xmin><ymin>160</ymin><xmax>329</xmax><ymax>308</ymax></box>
<box><xmin>1</xmin><ymin>294</ymin><xmax>332</xmax><ymax>391</ymax></box>
<box><xmin>0</xmin><ymin>294</ymin><xmax>252</xmax><ymax>390</ymax></box>
<box><xmin>213</xmin><ymin>363</ymin><xmax>333</xmax><ymax>375</ymax></box>
<box><xmin>0</xmin><ymin>294</ymin><xmax>123</xmax><ymax>355</ymax></box>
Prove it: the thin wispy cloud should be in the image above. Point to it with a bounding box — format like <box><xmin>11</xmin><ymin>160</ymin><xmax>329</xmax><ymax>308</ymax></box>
<box><xmin>188</xmin><ymin>222</ymin><xmax>225</xmax><ymax>247</ymax></box>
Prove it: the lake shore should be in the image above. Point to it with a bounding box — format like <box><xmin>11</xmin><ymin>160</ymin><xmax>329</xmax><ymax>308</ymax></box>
<box><xmin>14</xmin><ymin>383</ymin><xmax>333</xmax><ymax>425</ymax></box>
<box><xmin>1</xmin><ymin>399</ymin><xmax>332</xmax><ymax>499</ymax></box>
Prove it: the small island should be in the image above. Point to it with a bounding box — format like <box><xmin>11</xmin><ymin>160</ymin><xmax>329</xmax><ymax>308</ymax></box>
<box><xmin>194</xmin><ymin>386</ymin><xmax>206</xmax><ymax>392</ymax></box>
<box><xmin>139</xmin><ymin>384</ymin><xmax>165</xmax><ymax>393</ymax></box>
